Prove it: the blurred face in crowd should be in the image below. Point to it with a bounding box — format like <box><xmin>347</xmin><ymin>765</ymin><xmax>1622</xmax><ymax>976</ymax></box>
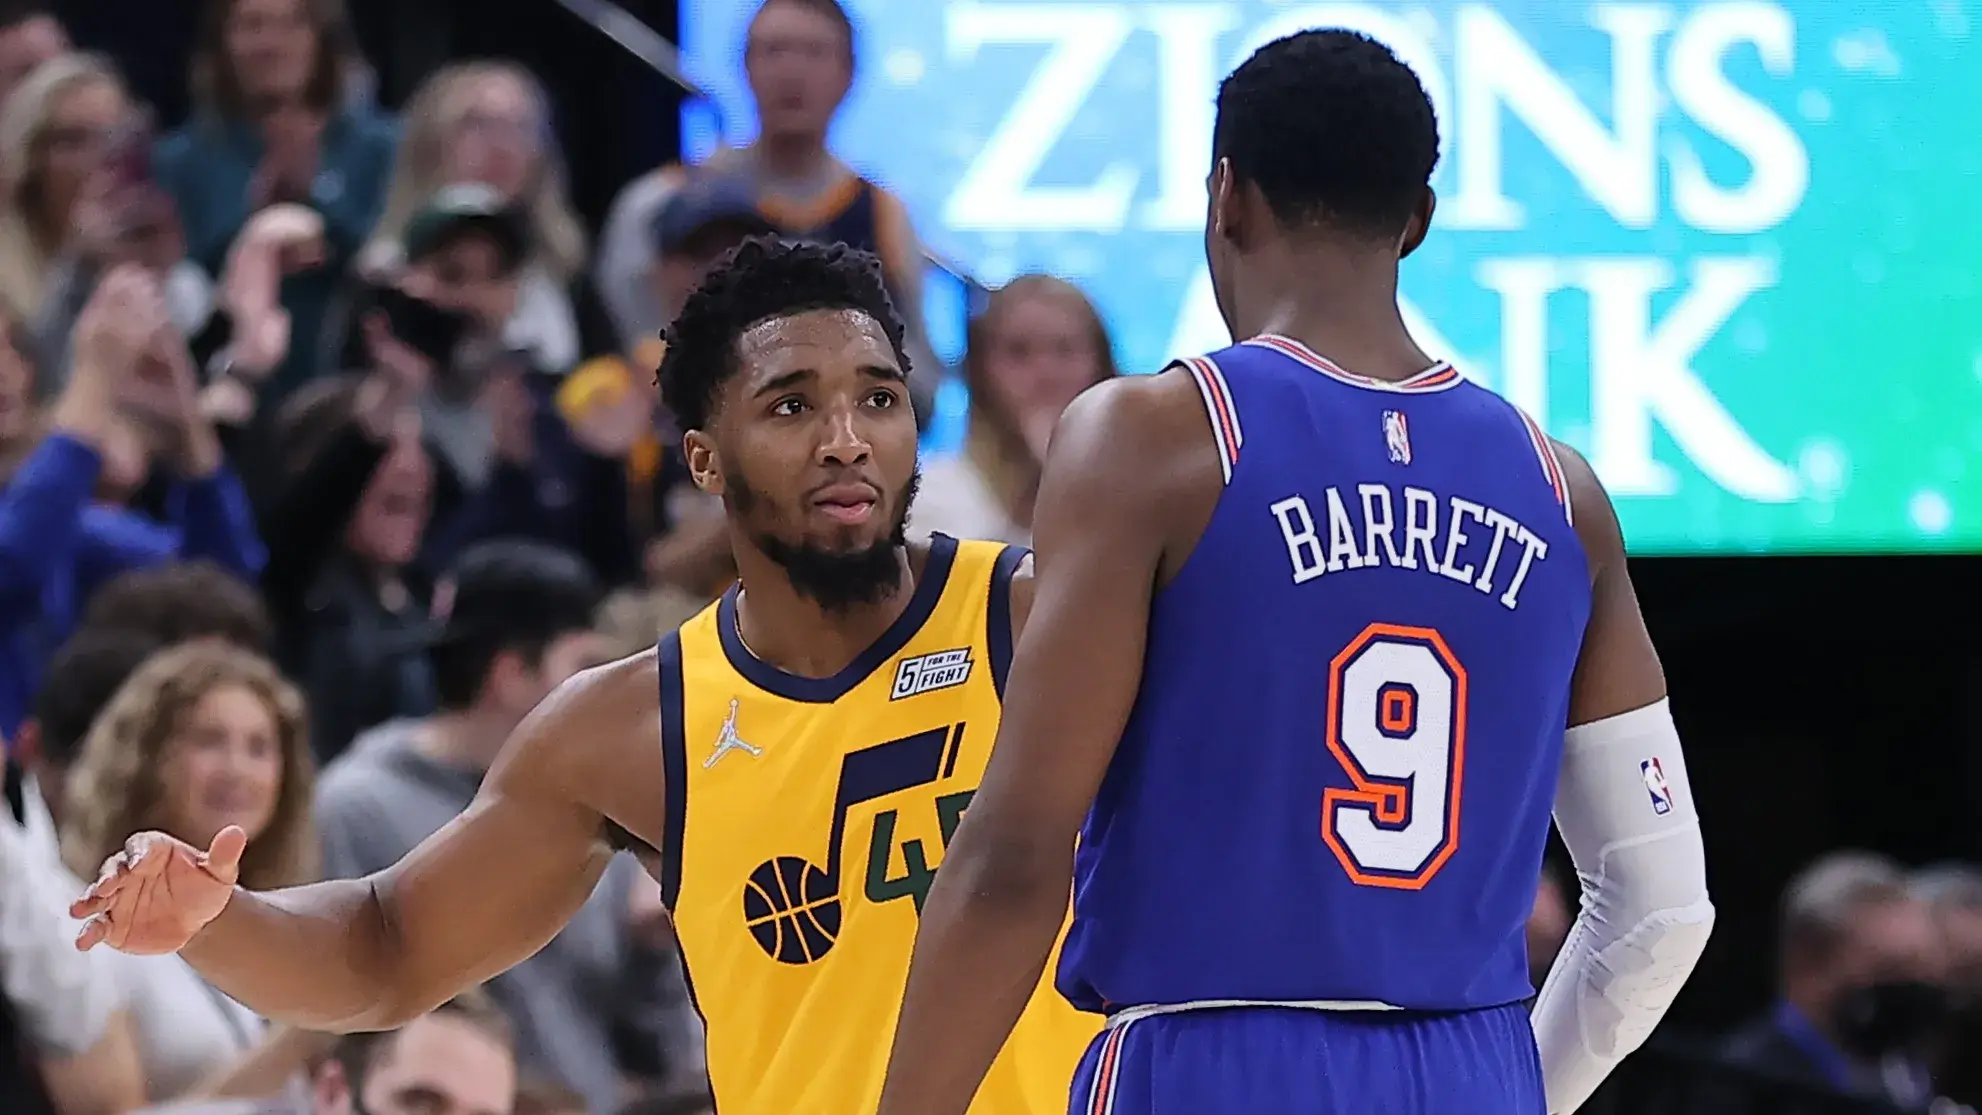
<box><xmin>406</xmin><ymin>231</ymin><xmax>519</xmax><ymax>334</ymax></box>
<box><xmin>0</xmin><ymin>319</ymin><xmax>31</xmax><ymax>449</ymax></box>
<box><xmin>345</xmin><ymin>430</ymin><xmax>432</xmax><ymax>569</ymax></box>
<box><xmin>444</xmin><ymin>73</ymin><xmax>540</xmax><ymax>202</ymax></box>
<box><xmin>690</xmin><ymin>308</ymin><xmax>918</xmax><ymax>612</ymax></box>
<box><xmin>1527</xmin><ymin>870</ymin><xmax>1572</xmax><ymax>988</ymax></box>
<box><xmin>224</xmin><ymin>0</ymin><xmax>319</xmax><ymax>105</ymax></box>
<box><xmin>36</xmin><ymin>76</ymin><xmax>124</xmax><ymax>230</ymax></box>
<box><xmin>0</xmin><ymin>15</ymin><xmax>68</xmax><ymax>107</ymax></box>
<box><xmin>152</xmin><ymin>683</ymin><xmax>284</xmax><ymax>849</ymax></box>
<box><xmin>744</xmin><ymin>0</ymin><xmax>851</xmax><ymax>145</ymax></box>
<box><xmin>1788</xmin><ymin>894</ymin><xmax>1948</xmax><ymax>1056</ymax></box>
<box><xmin>315</xmin><ymin>1012</ymin><xmax>515</xmax><ymax>1115</ymax></box>
<box><xmin>975</xmin><ymin>283</ymin><xmax>1111</xmax><ymax>450</ymax></box>
<box><xmin>488</xmin><ymin>631</ymin><xmax>612</xmax><ymax>720</ymax></box>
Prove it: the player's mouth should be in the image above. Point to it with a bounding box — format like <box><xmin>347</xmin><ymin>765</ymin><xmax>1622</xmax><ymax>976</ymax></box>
<box><xmin>811</xmin><ymin>482</ymin><xmax>879</xmax><ymax>525</ymax></box>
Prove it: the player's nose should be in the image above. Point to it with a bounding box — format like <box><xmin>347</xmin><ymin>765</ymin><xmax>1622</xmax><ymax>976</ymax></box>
<box><xmin>815</xmin><ymin>407</ymin><xmax>871</xmax><ymax>466</ymax></box>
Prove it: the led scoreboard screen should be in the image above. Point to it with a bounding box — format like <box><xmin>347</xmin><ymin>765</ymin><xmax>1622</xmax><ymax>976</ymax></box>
<box><xmin>681</xmin><ymin>1</ymin><xmax>1982</xmax><ymax>554</ymax></box>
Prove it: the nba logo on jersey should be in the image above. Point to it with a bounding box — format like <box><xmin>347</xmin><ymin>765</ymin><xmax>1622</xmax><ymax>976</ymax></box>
<box><xmin>1641</xmin><ymin>757</ymin><xmax>1673</xmax><ymax>815</ymax></box>
<box><xmin>1382</xmin><ymin>410</ymin><xmax>1412</xmax><ymax>464</ymax></box>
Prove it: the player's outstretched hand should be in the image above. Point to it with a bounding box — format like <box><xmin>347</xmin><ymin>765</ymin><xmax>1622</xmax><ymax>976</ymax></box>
<box><xmin>70</xmin><ymin>826</ymin><xmax>246</xmax><ymax>954</ymax></box>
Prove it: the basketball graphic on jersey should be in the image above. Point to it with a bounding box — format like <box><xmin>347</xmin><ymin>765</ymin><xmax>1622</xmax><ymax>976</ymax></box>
<box><xmin>743</xmin><ymin>855</ymin><xmax>842</xmax><ymax>965</ymax></box>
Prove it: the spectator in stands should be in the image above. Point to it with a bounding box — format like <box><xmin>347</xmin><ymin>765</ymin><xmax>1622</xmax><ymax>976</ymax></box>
<box><xmin>0</xmin><ymin>668</ymin><xmax>147</xmax><ymax>1115</ymax></box>
<box><xmin>312</xmin><ymin>991</ymin><xmax>514</xmax><ymax>1115</ymax></box>
<box><xmin>60</xmin><ymin>641</ymin><xmax>317</xmax><ymax>1103</ymax></box>
<box><xmin>1911</xmin><ymin>863</ymin><xmax>1982</xmax><ymax>1109</ymax></box>
<box><xmin>0</xmin><ymin>268</ymin><xmax>264</xmax><ymax>738</ymax></box>
<box><xmin>356</xmin><ymin>61</ymin><xmax>614</xmax><ymax>380</ymax></box>
<box><xmin>0</xmin><ymin>53</ymin><xmax>133</xmax><ymax>324</ymax></box>
<box><xmin>259</xmin><ymin>364</ymin><xmax>433</xmax><ymax>761</ymax></box>
<box><xmin>10</xmin><ymin>629</ymin><xmax>163</xmax><ymax>856</ymax></box>
<box><xmin>1723</xmin><ymin>851</ymin><xmax>1952</xmax><ymax>1110</ymax></box>
<box><xmin>81</xmin><ymin>560</ymin><xmax>273</xmax><ymax>652</ymax></box>
<box><xmin>156</xmin><ymin>0</ymin><xmax>398</xmax><ymax>397</ymax></box>
<box><xmin>316</xmin><ymin>541</ymin><xmax>697</xmax><ymax>1112</ymax></box>
<box><xmin>914</xmin><ymin>275</ymin><xmax>1117</xmax><ymax>545</ymax></box>
<box><xmin>0</xmin><ymin>3</ymin><xmax>65</xmax><ymax>109</ymax></box>
<box><xmin>596</xmin><ymin>0</ymin><xmax>938</xmax><ymax>411</ymax></box>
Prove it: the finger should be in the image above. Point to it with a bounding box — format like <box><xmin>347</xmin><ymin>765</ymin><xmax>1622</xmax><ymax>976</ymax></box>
<box><xmin>201</xmin><ymin>824</ymin><xmax>248</xmax><ymax>882</ymax></box>
<box><xmin>74</xmin><ymin>916</ymin><xmax>110</xmax><ymax>952</ymax></box>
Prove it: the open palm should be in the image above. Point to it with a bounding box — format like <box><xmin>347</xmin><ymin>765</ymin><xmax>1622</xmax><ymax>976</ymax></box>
<box><xmin>70</xmin><ymin>827</ymin><xmax>246</xmax><ymax>955</ymax></box>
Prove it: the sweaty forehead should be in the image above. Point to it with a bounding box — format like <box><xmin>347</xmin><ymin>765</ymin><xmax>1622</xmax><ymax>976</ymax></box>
<box><xmin>733</xmin><ymin>307</ymin><xmax>898</xmax><ymax>387</ymax></box>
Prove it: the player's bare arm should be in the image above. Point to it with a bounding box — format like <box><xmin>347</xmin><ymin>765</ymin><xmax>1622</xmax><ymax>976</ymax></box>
<box><xmin>1533</xmin><ymin>442</ymin><xmax>1713</xmax><ymax>1115</ymax></box>
<box><xmin>876</xmin><ymin>369</ymin><xmax>1222</xmax><ymax>1115</ymax></box>
<box><xmin>71</xmin><ymin>652</ymin><xmax>669</xmax><ymax>1032</ymax></box>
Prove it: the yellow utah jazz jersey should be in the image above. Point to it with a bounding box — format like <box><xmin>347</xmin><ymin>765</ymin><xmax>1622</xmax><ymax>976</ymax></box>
<box><xmin>657</xmin><ymin>535</ymin><xmax>1098</xmax><ymax>1115</ymax></box>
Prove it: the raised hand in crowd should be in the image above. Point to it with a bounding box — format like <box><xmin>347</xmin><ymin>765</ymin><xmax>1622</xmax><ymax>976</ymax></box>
<box><xmin>248</xmin><ymin>106</ymin><xmax>323</xmax><ymax>209</ymax></box>
<box><xmin>219</xmin><ymin>204</ymin><xmax>327</xmax><ymax>382</ymax></box>
<box><xmin>122</xmin><ymin>328</ymin><xmax>223</xmax><ymax>480</ymax></box>
<box><xmin>52</xmin><ymin>266</ymin><xmax>169</xmax><ymax>446</ymax></box>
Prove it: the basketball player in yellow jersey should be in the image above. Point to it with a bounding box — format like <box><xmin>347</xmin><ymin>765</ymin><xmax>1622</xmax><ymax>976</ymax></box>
<box><xmin>69</xmin><ymin>237</ymin><xmax>1096</xmax><ymax>1115</ymax></box>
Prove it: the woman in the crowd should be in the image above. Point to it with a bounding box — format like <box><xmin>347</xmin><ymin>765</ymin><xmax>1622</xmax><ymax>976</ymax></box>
<box><xmin>354</xmin><ymin>60</ymin><xmax>614</xmax><ymax>378</ymax></box>
<box><xmin>0</xmin><ymin>54</ymin><xmax>136</xmax><ymax>328</ymax></box>
<box><xmin>59</xmin><ymin>640</ymin><xmax>317</xmax><ymax>1105</ymax></box>
<box><xmin>913</xmin><ymin>274</ymin><xmax>1118</xmax><ymax>545</ymax></box>
<box><xmin>259</xmin><ymin>367</ymin><xmax>435</xmax><ymax>762</ymax></box>
<box><xmin>154</xmin><ymin>0</ymin><xmax>397</xmax><ymax>398</ymax></box>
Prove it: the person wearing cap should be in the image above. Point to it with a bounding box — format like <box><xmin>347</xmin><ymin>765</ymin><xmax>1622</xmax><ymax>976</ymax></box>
<box><xmin>313</xmin><ymin>540</ymin><xmax>696</xmax><ymax>1112</ymax></box>
<box><xmin>326</xmin><ymin>183</ymin><xmax>527</xmax><ymax>493</ymax></box>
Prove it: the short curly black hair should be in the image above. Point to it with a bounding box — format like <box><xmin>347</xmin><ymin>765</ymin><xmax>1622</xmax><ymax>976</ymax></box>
<box><xmin>657</xmin><ymin>235</ymin><xmax>908</xmax><ymax>432</ymax></box>
<box><xmin>1213</xmin><ymin>29</ymin><xmax>1439</xmax><ymax>237</ymax></box>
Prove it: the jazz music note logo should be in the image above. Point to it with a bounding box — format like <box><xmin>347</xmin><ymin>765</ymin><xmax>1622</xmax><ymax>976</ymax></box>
<box><xmin>705</xmin><ymin>699</ymin><xmax>762</xmax><ymax>769</ymax></box>
<box><xmin>741</xmin><ymin>723</ymin><xmax>967</xmax><ymax>965</ymax></box>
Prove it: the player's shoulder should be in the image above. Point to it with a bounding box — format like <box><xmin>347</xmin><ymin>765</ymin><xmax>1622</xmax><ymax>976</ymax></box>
<box><xmin>1056</xmin><ymin>369</ymin><xmax>1210</xmax><ymax>468</ymax></box>
<box><xmin>486</xmin><ymin>648</ymin><xmax>666</xmax><ymax>830</ymax></box>
<box><xmin>502</xmin><ymin>650</ymin><xmax>661</xmax><ymax>768</ymax></box>
<box><xmin>1547</xmin><ymin>437</ymin><xmax>1626</xmax><ymax>576</ymax></box>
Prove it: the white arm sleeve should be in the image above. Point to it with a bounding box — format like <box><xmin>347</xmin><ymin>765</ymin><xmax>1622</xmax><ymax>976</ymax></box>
<box><xmin>1531</xmin><ymin>698</ymin><xmax>1714</xmax><ymax>1115</ymax></box>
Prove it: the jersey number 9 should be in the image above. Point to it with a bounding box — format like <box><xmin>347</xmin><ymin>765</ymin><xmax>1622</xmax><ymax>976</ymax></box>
<box><xmin>1321</xmin><ymin>623</ymin><xmax>1467</xmax><ymax>889</ymax></box>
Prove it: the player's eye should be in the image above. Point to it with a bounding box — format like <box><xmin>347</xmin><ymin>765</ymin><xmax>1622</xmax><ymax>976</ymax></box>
<box><xmin>865</xmin><ymin>388</ymin><xmax>898</xmax><ymax>409</ymax></box>
<box><xmin>769</xmin><ymin>396</ymin><xmax>807</xmax><ymax>417</ymax></box>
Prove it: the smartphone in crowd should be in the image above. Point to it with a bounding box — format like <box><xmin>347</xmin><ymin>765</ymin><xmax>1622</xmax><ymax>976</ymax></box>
<box><xmin>374</xmin><ymin>284</ymin><xmax>473</xmax><ymax>367</ymax></box>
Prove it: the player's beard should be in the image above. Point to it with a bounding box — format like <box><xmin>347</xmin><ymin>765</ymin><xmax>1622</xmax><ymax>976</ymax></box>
<box><xmin>728</xmin><ymin>462</ymin><xmax>922</xmax><ymax>614</ymax></box>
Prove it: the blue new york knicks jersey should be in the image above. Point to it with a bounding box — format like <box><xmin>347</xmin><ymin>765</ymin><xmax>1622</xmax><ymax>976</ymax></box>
<box><xmin>1059</xmin><ymin>334</ymin><xmax>1592</xmax><ymax>1017</ymax></box>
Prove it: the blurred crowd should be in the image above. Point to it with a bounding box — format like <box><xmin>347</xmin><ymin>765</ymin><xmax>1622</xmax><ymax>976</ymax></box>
<box><xmin>0</xmin><ymin>0</ymin><xmax>1111</xmax><ymax>1112</ymax></box>
<box><xmin>0</xmin><ymin>0</ymin><xmax>1975</xmax><ymax>1114</ymax></box>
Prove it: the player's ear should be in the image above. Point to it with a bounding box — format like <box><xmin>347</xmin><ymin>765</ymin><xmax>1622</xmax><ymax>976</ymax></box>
<box><xmin>1208</xmin><ymin>158</ymin><xmax>1241</xmax><ymax>247</ymax></box>
<box><xmin>1398</xmin><ymin>187</ymin><xmax>1436</xmax><ymax>260</ymax></box>
<box><xmin>683</xmin><ymin>428</ymin><xmax>725</xmax><ymax>497</ymax></box>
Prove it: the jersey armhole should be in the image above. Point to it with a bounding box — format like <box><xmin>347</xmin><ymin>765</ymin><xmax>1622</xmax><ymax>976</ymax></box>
<box><xmin>1513</xmin><ymin>408</ymin><xmax>1574</xmax><ymax>526</ymax></box>
<box><xmin>656</xmin><ymin>631</ymin><xmax>687</xmax><ymax>909</ymax></box>
<box><xmin>1175</xmin><ymin>355</ymin><xmax>1243</xmax><ymax>485</ymax></box>
<box><xmin>985</xmin><ymin>542</ymin><xmax>1030</xmax><ymax>700</ymax></box>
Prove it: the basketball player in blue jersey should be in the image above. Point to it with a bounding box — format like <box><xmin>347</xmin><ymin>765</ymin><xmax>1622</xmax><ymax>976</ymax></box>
<box><xmin>878</xmin><ymin>28</ymin><xmax>1715</xmax><ymax>1115</ymax></box>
